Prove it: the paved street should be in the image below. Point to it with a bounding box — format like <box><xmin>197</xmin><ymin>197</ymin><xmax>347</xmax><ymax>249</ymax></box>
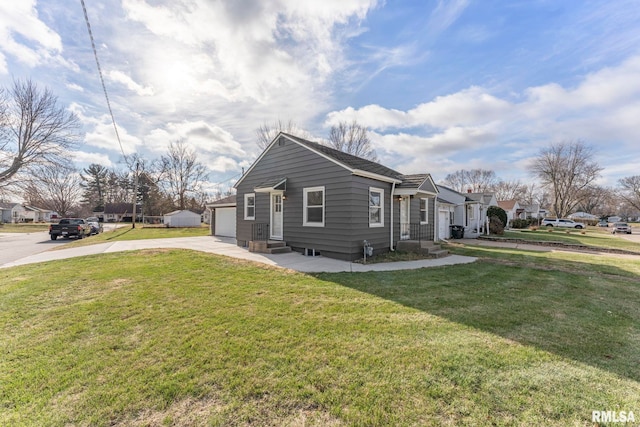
<box><xmin>0</xmin><ymin>231</ymin><xmax>68</xmax><ymax>266</ymax></box>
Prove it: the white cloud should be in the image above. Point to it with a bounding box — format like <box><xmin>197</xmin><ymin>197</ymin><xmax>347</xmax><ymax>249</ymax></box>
<box><xmin>327</xmin><ymin>55</ymin><xmax>640</xmax><ymax>182</ymax></box>
<box><xmin>66</xmin><ymin>83</ymin><xmax>84</xmax><ymax>92</ymax></box>
<box><xmin>0</xmin><ymin>0</ymin><xmax>70</xmax><ymax>71</ymax></box>
<box><xmin>108</xmin><ymin>70</ymin><xmax>154</xmax><ymax>96</ymax></box>
<box><xmin>70</xmin><ymin>150</ymin><xmax>115</xmax><ymax>167</ymax></box>
<box><xmin>327</xmin><ymin>87</ymin><xmax>511</xmax><ymax>130</ymax></box>
<box><xmin>143</xmin><ymin>121</ymin><xmax>246</xmax><ymax>158</ymax></box>
<box><xmin>427</xmin><ymin>0</ymin><xmax>470</xmax><ymax>37</ymax></box>
<box><xmin>70</xmin><ymin>104</ymin><xmax>142</xmax><ymax>155</ymax></box>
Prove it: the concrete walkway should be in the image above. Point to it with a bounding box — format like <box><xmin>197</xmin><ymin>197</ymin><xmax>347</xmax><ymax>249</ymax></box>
<box><xmin>0</xmin><ymin>236</ymin><xmax>477</xmax><ymax>273</ymax></box>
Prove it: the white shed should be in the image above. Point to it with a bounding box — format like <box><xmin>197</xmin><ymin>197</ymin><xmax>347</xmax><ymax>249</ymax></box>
<box><xmin>163</xmin><ymin>210</ymin><xmax>201</xmax><ymax>227</ymax></box>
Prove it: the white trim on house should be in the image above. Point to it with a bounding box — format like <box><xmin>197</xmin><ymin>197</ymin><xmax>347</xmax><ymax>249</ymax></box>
<box><xmin>244</xmin><ymin>193</ymin><xmax>255</xmax><ymax>220</ymax></box>
<box><xmin>270</xmin><ymin>192</ymin><xmax>284</xmax><ymax>240</ymax></box>
<box><xmin>369</xmin><ymin>187</ymin><xmax>384</xmax><ymax>227</ymax></box>
<box><xmin>351</xmin><ymin>169</ymin><xmax>402</xmax><ymax>184</ymax></box>
<box><xmin>420</xmin><ymin>198</ymin><xmax>429</xmax><ymax>224</ymax></box>
<box><xmin>303</xmin><ymin>186</ymin><xmax>325</xmax><ymax>227</ymax></box>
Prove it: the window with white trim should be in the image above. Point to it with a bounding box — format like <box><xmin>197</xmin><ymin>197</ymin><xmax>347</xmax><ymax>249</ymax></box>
<box><xmin>303</xmin><ymin>187</ymin><xmax>324</xmax><ymax>227</ymax></box>
<box><xmin>420</xmin><ymin>198</ymin><xmax>429</xmax><ymax>224</ymax></box>
<box><xmin>369</xmin><ymin>187</ymin><xmax>384</xmax><ymax>227</ymax></box>
<box><xmin>244</xmin><ymin>193</ymin><xmax>255</xmax><ymax>220</ymax></box>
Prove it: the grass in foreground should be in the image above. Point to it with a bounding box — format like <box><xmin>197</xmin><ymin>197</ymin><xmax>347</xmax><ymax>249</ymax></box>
<box><xmin>1</xmin><ymin>249</ymin><xmax>639</xmax><ymax>426</ymax></box>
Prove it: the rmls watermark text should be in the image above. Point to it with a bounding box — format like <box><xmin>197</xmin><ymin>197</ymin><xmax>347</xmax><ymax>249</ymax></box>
<box><xmin>592</xmin><ymin>410</ymin><xmax>635</xmax><ymax>423</ymax></box>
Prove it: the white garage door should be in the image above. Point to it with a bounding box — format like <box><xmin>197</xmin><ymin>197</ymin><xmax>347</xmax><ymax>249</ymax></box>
<box><xmin>215</xmin><ymin>207</ymin><xmax>236</xmax><ymax>237</ymax></box>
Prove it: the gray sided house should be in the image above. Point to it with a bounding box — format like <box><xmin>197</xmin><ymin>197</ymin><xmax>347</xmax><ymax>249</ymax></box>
<box><xmin>234</xmin><ymin>133</ymin><xmax>439</xmax><ymax>261</ymax></box>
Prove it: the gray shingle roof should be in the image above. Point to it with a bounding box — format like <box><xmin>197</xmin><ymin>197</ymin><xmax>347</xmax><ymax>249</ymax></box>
<box><xmin>397</xmin><ymin>174</ymin><xmax>429</xmax><ymax>188</ymax></box>
<box><xmin>283</xmin><ymin>133</ymin><xmax>403</xmax><ymax>180</ymax></box>
<box><xmin>208</xmin><ymin>195</ymin><xmax>237</xmax><ymax>206</ymax></box>
<box><xmin>255</xmin><ymin>176</ymin><xmax>287</xmax><ymax>190</ymax></box>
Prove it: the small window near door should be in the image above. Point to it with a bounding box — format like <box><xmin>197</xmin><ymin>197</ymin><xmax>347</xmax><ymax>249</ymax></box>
<box><xmin>420</xmin><ymin>198</ymin><xmax>428</xmax><ymax>224</ymax></box>
<box><xmin>369</xmin><ymin>187</ymin><xmax>384</xmax><ymax>227</ymax></box>
<box><xmin>244</xmin><ymin>193</ymin><xmax>255</xmax><ymax>220</ymax></box>
<box><xmin>303</xmin><ymin>187</ymin><xmax>324</xmax><ymax>227</ymax></box>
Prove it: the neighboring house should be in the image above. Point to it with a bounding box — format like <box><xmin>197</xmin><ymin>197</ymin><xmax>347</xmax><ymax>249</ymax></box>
<box><xmin>521</xmin><ymin>203</ymin><xmax>543</xmax><ymax>220</ymax></box>
<box><xmin>0</xmin><ymin>203</ymin><xmax>52</xmax><ymax>223</ymax></box>
<box><xmin>568</xmin><ymin>212</ymin><xmax>598</xmax><ymax>220</ymax></box>
<box><xmin>464</xmin><ymin>191</ymin><xmax>498</xmax><ymax>237</ymax></box>
<box><xmin>201</xmin><ymin>209</ymin><xmax>211</xmax><ymax>225</ymax></box>
<box><xmin>0</xmin><ymin>202</ymin><xmax>25</xmax><ymax>223</ymax></box>
<box><xmin>435</xmin><ymin>185</ymin><xmax>467</xmax><ymax>240</ymax></box>
<box><xmin>497</xmin><ymin>200</ymin><xmax>523</xmax><ymax>224</ymax></box>
<box><xmin>608</xmin><ymin>215</ymin><xmax>622</xmax><ymax>223</ymax></box>
<box><xmin>234</xmin><ymin>133</ymin><xmax>439</xmax><ymax>261</ymax></box>
<box><xmin>206</xmin><ymin>195</ymin><xmax>237</xmax><ymax>238</ymax></box>
<box><xmin>94</xmin><ymin>203</ymin><xmax>142</xmax><ymax>222</ymax></box>
<box><xmin>164</xmin><ymin>210</ymin><xmax>201</xmax><ymax>227</ymax></box>
<box><xmin>22</xmin><ymin>205</ymin><xmax>54</xmax><ymax>222</ymax></box>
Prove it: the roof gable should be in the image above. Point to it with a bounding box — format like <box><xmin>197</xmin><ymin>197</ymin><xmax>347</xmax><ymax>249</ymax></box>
<box><xmin>235</xmin><ymin>133</ymin><xmax>403</xmax><ymax>187</ymax></box>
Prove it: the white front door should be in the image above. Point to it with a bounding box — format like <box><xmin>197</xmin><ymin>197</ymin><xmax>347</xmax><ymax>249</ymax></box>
<box><xmin>270</xmin><ymin>193</ymin><xmax>283</xmax><ymax>240</ymax></box>
<box><xmin>438</xmin><ymin>209</ymin><xmax>449</xmax><ymax>239</ymax></box>
<box><xmin>400</xmin><ymin>197</ymin><xmax>410</xmax><ymax>240</ymax></box>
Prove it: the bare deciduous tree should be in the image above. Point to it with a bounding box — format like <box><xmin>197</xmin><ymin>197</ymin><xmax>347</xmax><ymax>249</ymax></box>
<box><xmin>492</xmin><ymin>179</ymin><xmax>527</xmax><ymax>201</ymax></box>
<box><xmin>576</xmin><ymin>185</ymin><xmax>613</xmax><ymax>215</ymax></box>
<box><xmin>159</xmin><ymin>139</ymin><xmax>208</xmax><ymax>210</ymax></box>
<box><xmin>255</xmin><ymin>119</ymin><xmax>310</xmax><ymax>150</ymax></box>
<box><xmin>529</xmin><ymin>140</ymin><xmax>602</xmax><ymax>218</ymax></box>
<box><xmin>0</xmin><ymin>79</ymin><xmax>80</xmax><ymax>188</ymax></box>
<box><xmin>327</xmin><ymin>120</ymin><xmax>378</xmax><ymax>161</ymax></box>
<box><xmin>618</xmin><ymin>176</ymin><xmax>640</xmax><ymax>212</ymax></box>
<box><xmin>23</xmin><ymin>165</ymin><xmax>83</xmax><ymax>217</ymax></box>
<box><xmin>442</xmin><ymin>169</ymin><xmax>499</xmax><ymax>193</ymax></box>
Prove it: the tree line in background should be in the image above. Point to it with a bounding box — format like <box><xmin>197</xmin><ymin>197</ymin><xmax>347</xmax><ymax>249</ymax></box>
<box><xmin>0</xmin><ymin>79</ymin><xmax>211</xmax><ymax>217</ymax></box>
<box><xmin>442</xmin><ymin>140</ymin><xmax>640</xmax><ymax>220</ymax></box>
<box><xmin>2</xmin><ymin>80</ymin><xmax>640</xmax><ymax>221</ymax></box>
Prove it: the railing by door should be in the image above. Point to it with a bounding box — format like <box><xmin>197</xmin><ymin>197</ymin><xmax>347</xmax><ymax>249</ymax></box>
<box><xmin>400</xmin><ymin>223</ymin><xmax>433</xmax><ymax>243</ymax></box>
<box><xmin>251</xmin><ymin>223</ymin><xmax>269</xmax><ymax>241</ymax></box>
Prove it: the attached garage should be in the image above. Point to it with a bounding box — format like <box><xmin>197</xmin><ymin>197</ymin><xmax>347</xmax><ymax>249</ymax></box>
<box><xmin>214</xmin><ymin>207</ymin><xmax>236</xmax><ymax>237</ymax></box>
<box><xmin>163</xmin><ymin>210</ymin><xmax>201</xmax><ymax>227</ymax></box>
<box><xmin>206</xmin><ymin>195</ymin><xmax>237</xmax><ymax>238</ymax></box>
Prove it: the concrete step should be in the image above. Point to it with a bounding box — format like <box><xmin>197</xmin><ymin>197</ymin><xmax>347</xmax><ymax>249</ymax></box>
<box><xmin>249</xmin><ymin>240</ymin><xmax>291</xmax><ymax>254</ymax></box>
<box><xmin>267</xmin><ymin>246</ymin><xmax>292</xmax><ymax>254</ymax></box>
<box><xmin>395</xmin><ymin>240</ymin><xmax>449</xmax><ymax>258</ymax></box>
<box><xmin>429</xmin><ymin>249</ymin><xmax>449</xmax><ymax>258</ymax></box>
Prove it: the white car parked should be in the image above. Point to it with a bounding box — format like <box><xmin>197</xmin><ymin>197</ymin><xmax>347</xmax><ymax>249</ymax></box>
<box><xmin>541</xmin><ymin>218</ymin><xmax>585</xmax><ymax>229</ymax></box>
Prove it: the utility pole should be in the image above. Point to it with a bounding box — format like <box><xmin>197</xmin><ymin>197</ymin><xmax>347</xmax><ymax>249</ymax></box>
<box><xmin>132</xmin><ymin>161</ymin><xmax>139</xmax><ymax>229</ymax></box>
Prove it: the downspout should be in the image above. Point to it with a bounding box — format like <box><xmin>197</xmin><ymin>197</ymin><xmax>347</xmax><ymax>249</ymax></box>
<box><xmin>390</xmin><ymin>182</ymin><xmax>396</xmax><ymax>251</ymax></box>
<box><xmin>434</xmin><ymin>196</ymin><xmax>438</xmax><ymax>242</ymax></box>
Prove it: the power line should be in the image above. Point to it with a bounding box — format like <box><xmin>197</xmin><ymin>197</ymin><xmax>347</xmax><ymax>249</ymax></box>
<box><xmin>80</xmin><ymin>0</ymin><xmax>130</xmax><ymax>169</ymax></box>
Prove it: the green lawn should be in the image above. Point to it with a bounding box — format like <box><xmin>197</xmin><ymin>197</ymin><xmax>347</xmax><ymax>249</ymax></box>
<box><xmin>0</xmin><ymin>223</ymin><xmax>50</xmax><ymax>233</ymax></box>
<box><xmin>1</xmin><ymin>248</ymin><xmax>638</xmax><ymax>426</ymax></box>
<box><xmin>51</xmin><ymin>225</ymin><xmax>210</xmax><ymax>250</ymax></box>
<box><xmin>494</xmin><ymin>228</ymin><xmax>640</xmax><ymax>253</ymax></box>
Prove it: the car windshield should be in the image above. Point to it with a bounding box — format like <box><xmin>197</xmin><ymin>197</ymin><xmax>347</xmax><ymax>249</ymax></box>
<box><xmin>616</xmin><ymin>223</ymin><xmax>628</xmax><ymax>227</ymax></box>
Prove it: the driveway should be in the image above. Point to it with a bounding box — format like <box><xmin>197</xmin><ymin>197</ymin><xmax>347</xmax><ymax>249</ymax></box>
<box><xmin>0</xmin><ymin>236</ymin><xmax>477</xmax><ymax>273</ymax></box>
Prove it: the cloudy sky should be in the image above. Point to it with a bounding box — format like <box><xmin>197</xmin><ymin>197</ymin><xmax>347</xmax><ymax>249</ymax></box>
<box><xmin>1</xmin><ymin>0</ymin><xmax>639</xmax><ymax>194</ymax></box>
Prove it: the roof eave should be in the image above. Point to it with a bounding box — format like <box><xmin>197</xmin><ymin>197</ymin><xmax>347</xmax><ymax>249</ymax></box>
<box><xmin>352</xmin><ymin>169</ymin><xmax>402</xmax><ymax>184</ymax></box>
